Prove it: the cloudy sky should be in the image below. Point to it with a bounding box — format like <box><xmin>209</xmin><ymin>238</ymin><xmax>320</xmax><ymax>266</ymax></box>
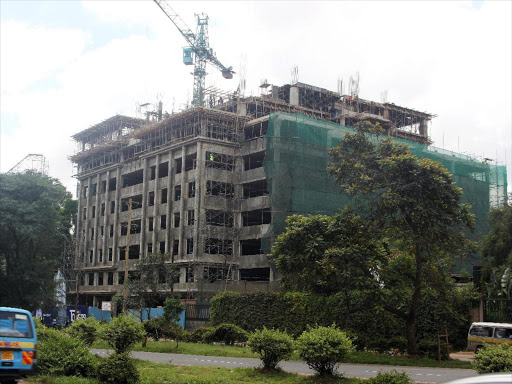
<box><xmin>1</xmin><ymin>0</ymin><xmax>511</xmax><ymax>196</ymax></box>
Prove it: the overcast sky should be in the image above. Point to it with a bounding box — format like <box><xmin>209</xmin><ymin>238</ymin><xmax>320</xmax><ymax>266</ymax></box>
<box><xmin>1</xmin><ymin>0</ymin><xmax>511</xmax><ymax>196</ymax></box>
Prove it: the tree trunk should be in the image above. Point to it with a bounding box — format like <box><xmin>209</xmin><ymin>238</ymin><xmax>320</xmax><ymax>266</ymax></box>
<box><xmin>405</xmin><ymin>317</ymin><xmax>418</xmax><ymax>355</ymax></box>
<box><xmin>406</xmin><ymin>242</ymin><xmax>424</xmax><ymax>356</ymax></box>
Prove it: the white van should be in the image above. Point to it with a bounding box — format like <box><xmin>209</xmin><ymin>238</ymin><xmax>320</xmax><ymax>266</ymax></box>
<box><xmin>467</xmin><ymin>322</ymin><xmax>512</xmax><ymax>352</ymax></box>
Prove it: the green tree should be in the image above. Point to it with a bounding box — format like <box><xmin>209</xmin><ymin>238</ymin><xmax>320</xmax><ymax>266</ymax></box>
<box><xmin>125</xmin><ymin>252</ymin><xmax>179</xmax><ymax>320</ymax></box>
<box><xmin>163</xmin><ymin>296</ymin><xmax>185</xmax><ymax>322</ymax></box>
<box><xmin>0</xmin><ymin>172</ymin><xmax>72</xmax><ymax>309</ymax></box>
<box><xmin>271</xmin><ymin>209</ymin><xmax>387</xmax><ymax>303</ymax></box>
<box><xmin>327</xmin><ymin>121</ymin><xmax>474</xmax><ymax>354</ymax></box>
<box><xmin>481</xmin><ymin>204</ymin><xmax>512</xmax><ymax>298</ymax></box>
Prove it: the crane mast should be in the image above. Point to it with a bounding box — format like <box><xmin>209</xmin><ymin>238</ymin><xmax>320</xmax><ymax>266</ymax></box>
<box><xmin>153</xmin><ymin>0</ymin><xmax>234</xmax><ymax>107</ymax></box>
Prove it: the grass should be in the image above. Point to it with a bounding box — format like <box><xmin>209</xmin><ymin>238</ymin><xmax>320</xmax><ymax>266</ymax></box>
<box><xmin>342</xmin><ymin>351</ymin><xmax>472</xmax><ymax>369</ymax></box>
<box><xmin>92</xmin><ymin>339</ymin><xmax>259</xmax><ymax>358</ymax></box>
<box><xmin>92</xmin><ymin>339</ymin><xmax>472</xmax><ymax>369</ymax></box>
<box><xmin>29</xmin><ymin>360</ymin><xmax>362</xmax><ymax>384</ymax></box>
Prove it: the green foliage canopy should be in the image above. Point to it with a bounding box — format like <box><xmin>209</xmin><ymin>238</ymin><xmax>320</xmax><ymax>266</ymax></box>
<box><xmin>248</xmin><ymin>327</ymin><xmax>294</xmax><ymax>370</ymax></box>
<box><xmin>271</xmin><ymin>209</ymin><xmax>388</xmax><ymax>296</ymax></box>
<box><xmin>163</xmin><ymin>296</ymin><xmax>185</xmax><ymax>323</ymax></box>
<box><xmin>296</xmin><ymin>325</ymin><xmax>353</xmax><ymax>376</ymax></box>
<box><xmin>0</xmin><ymin>172</ymin><xmax>74</xmax><ymax>309</ymax></box>
<box><xmin>481</xmin><ymin>204</ymin><xmax>512</xmax><ymax>298</ymax></box>
<box><xmin>100</xmin><ymin>314</ymin><xmax>145</xmax><ymax>354</ymax></box>
<box><xmin>472</xmin><ymin>344</ymin><xmax>512</xmax><ymax>373</ymax></box>
<box><xmin>325</xmin><ymin>121</ymin><xmax>475</xmax><ymax>354</ymax></box>
<box><xmin>37</xmin><ymin>325</ymin><xmax>98</xmax><ymax>377</ymax></box>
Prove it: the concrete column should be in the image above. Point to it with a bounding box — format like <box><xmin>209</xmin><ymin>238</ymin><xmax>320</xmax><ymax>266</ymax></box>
<box><xmin>152</xmin><ymin>154</ymin><xmax>160</xmax><ymax>252</ymax></box>
<box><xmin>178</xmin><ymin>146</ymin><xmax>186</xmax><ymax>258</ymax></box>
<box><xmin>234</xmin><ymin>153</ymin><xmax>243</xmax><ymax>263</ymax></box>
<box><xmin>419</xmin><ymin>119</ymin><xmax>428</xmax><ymax>137</ymax></box>
<box><xmin>165</xmin><ymin>151</ymin><xmax>173</xmax><ymax>254</ymax></box>
<box><xmin>93</xmin><ymin>174</ymin><xmax>101</xmax><ymax>265</ymax></box>
<box><xmin>238</xmin><ymin>102</ymin><xmax>247</xmax><ymax>117</ymax></box>
<box><xmin>113</xmin><ymin>167</ymin><xmax>121</xmax><ymax>265</ymax></box>
<box><xmin>193</xmin><ymin>142</ymin><xmax>204</xmax><ymax>258</ymax></box>
<box><xmin>75</xmin><ymin>180</ymin><xmax>83</xmax><ymax>266</ymax></box>
<box><xmin>85</xmin><ymin>177</ymin><xmax>92</xmax><ymax>266</ymax></box>
<box><xmin>102</xmin><ymin>170</ymin><xmax>110</xmax><ymax>265</ymax></box>
<box><xmin>140</xmin><ymin>158</ymin><xmax>149</xmax><ymax>257</ymax></box>
<box><xmin>289</xmin><ymin>86</ymin><xmax>299</xmax><ymax>106</ymax></box>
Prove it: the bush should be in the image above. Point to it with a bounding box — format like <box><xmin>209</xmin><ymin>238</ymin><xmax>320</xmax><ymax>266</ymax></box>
<box><xmin>37</xmin><ymin>327</ymin><xmax>97</xmax><ymax>377</ymax></box>
<box><xmin>68</xmin><ymin>316</ymin><xmax>100</xmax><ymax>346</ymax></box>
<box><xmin>368</xmin><ymin>370</ymin><xmax>413</xmax><ymax>384</ymax></box>
<box><xmin>144</xmin><ymin>317</ymin><xmax>182</xmax><ymax>341</ymax></box>
<box><xmin>100</xmin><ymin>314</ymin><xmax>145</xmax><ymax>354</ymax></box>
<box><xmin>187</xmin><ymin>327</ymin><xmax>212</xmax><ymax>343</ymax></box>
<box><xmin>203</xmin><ymin>323</ymin><xmax>249</xmax><ymax>345</ymax></box>
<box><xmin>388</xmin><ymin>337</ymin><xmax>407</xmax><ymax>354</ymax></box>
<box><xmin>417</xmin><ymin>339</ymin><xmax>449</xmax><ymax>360</ymax></box>
<box><xmin>97</xmin><ymin>353</ymin><xmax>139</xmax><ymax>384</ymax></box>
<box><xmin>248</xmin><ymin>328</ymin><xmax>294</xmax><ymax>370</ymax></box>
<box><xmin>472</xmin><ymin>344</ymin><xmax>512</xmax><ymax>373</ymax></box>
<box><xmin>296</xmin><ymin>325</ymin><xmax>353</xmax><ymax>376</ymax></box>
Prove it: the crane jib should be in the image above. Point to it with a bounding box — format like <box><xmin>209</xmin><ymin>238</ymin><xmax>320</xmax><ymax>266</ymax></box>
<box><xmin>153</xmin><ymin>0</ymin><xmax>234</xmax><ymax>107</ymax></box>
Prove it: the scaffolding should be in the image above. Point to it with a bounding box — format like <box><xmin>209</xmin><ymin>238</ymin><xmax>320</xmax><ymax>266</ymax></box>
<box><xmin>262</xmin><ymin>112</ymin><xmax>508</xmax><ymax>273</ymax></box>
<box><xmin>8</xmin><ymin>154</ymin><xmax>49</xmax><ymax>176</ymax></box>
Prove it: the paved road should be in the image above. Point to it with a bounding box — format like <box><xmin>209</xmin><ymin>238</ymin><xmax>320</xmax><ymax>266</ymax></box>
<box><xmin>92</xmin><ymin>349</ymin><xmax>477</xmax><ymax>383</ymax></box>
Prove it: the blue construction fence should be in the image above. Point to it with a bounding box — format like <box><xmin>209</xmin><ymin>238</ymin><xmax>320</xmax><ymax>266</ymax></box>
<box><xmin>34</xmin><ymin>306</ymin><xmax>185</xmax><ymax>329</ymax></box>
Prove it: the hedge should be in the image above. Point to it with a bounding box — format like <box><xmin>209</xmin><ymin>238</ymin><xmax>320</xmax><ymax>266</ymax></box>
<box><xmin>211</xmin><ymin>291</ymin><xmax>401</xmax><ymax>339</ymax></box>
<box><xmin>211</xmin><ymin>287</ymin><xmax>477</xmax><ymax>350</ymax></box>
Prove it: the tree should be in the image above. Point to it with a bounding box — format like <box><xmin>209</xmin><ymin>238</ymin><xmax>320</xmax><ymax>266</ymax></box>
<box><xmin>163</xmin><ymin>296</ymin><xmax>185</xmax><ymax>322</ymax></box>
<box><xmin>0</xmin><ymin>172</ymin><xmax>72</xmax><ymax>309</ymax></box>
<box><xmin>327</xmin><ymin>121</ymin><xmax>474</xmax><ymax>354</ymax></box>
<box><xmin>481</xmin><ymin>204</ymin><xmax>512</xmax><ymax>298</ymax></box>
<box><xmin>271</xmin><ymin>209</ymin><xmax>387</xmax><ymax>300</ymax></box>
<box><xmin>125</xmin><ymin>251</ymin><xmax>179</xmax><ymax>320</ymax></box>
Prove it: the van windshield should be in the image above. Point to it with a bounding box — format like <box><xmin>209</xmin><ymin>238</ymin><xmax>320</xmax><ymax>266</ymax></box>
<box><xmin>0</xmin><ymin>311</ymin><xmax>33</xmax><ymax>338</ymax></box>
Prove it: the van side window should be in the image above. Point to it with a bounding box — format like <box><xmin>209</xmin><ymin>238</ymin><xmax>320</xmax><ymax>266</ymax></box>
<box><xmin>470</xmin><ymin>326</ymin><xmax>493</xmax><ymax>337</ymax></box>
<box><xmin>494</xmin><ymin>327</ymin><xmax>512</xmax><ymax>339</ymax></box>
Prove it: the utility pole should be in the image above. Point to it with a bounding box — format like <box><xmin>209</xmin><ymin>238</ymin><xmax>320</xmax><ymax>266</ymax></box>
<box><xmin>122</xmin><ymin>198</ymin><xmax>133</xmax><ymax>313</ymax></box>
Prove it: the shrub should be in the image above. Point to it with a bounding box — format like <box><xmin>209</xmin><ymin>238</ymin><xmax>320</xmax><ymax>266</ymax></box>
<box><xmin>100</xmin><ymin>314</ymin><xmax>145</xmax><ymax>354</ymax></box>
<box><xmin>368</xmin><ymin>370</ymin><xmax>413</xmax><ymax>384</ymax></box>
<box><xmin>248</xmin><ymin>328</ymin><xmax>294</xmax><ymax>370</ymax></box>
<box><xmin>388</xmin><ymin>337</ymin><xmax>407</xmax><ymax>354</ymax></box>
<box><xmin>144</xmin><ymin>317</ymin><xmax>182</xmax><ymax>341</ymax></box>
<box><xmin>472</xmin><ymin>344</ymin><xmax>512</xmax><ymax>373</ymax></box>
<box><xmin>68</xmin><ymin>316</ymin><xmax>100</xmax><ymax>346</ymax></box>
<box><xmin>417</xmin><ymin>339</ymin><xmax>449</xmax><ymax>360</ymax></box>
<box><xmin>97</xmin><ymin>353</ymin><xmax>139</xmax><ymax>384</ymax></box>
<box><xmin>296</xmin><ymin>325</ymin><xmax>353</xmax><ymax>376</ymax></box>
<box><xmin>187</xmin><ymin>327</ymin><xmax>212</xmax><ymax>343</ymax></box>
<box><xmin>37</xmin><ymin>327</ymin><xmax>97</xmax><ymax>377</ymax></box>
<box><xmin>203</xmin><ymin>323</ymin><xmax>248</xmax><ymax>345</ymax></box>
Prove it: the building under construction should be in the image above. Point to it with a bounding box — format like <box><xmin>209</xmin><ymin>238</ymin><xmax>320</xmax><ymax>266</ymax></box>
<box><xmin>69</xmin><ymin>81</ymin><xmax>508</xmax><ymax>307</ymax></box>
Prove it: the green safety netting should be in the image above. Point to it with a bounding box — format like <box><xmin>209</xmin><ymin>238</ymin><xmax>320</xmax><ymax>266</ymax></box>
<box><xmin>262</xmin><ymin>112</ymin><xmax>508</xmax><ymax>273</ymax></box>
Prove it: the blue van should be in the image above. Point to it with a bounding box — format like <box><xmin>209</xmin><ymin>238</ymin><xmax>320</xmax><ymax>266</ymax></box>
<box><xmin>0</xmin><ymin>307</ymin><xmax>37</xmax><ymax>383</ymax></box>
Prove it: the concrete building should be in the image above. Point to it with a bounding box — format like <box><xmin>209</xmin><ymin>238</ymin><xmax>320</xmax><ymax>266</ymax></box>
<box><xmin>70</xmin><ymin>81</ymin><xmax>506</xmax><ymax>307</ymax></box>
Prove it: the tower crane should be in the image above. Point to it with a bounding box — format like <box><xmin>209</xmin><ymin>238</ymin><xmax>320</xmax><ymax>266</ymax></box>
<box><xmin>153</xmin><ymin>0</ymin><xmax>235</xmax><ymax>107</ymax></box>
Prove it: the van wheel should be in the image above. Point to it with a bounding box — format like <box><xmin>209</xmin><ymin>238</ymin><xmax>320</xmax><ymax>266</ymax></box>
<box><xmin>475</xmin><ymin>345</ymin><xmax>483</xmax><ymax>353</ymax></box>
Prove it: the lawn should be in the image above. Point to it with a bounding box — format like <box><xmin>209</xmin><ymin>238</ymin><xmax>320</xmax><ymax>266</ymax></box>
<box><xmin>91</xmin><ymin>339</ymin><xmax>472</xmax><ymax>369</ymax></box>
<box><xmin>92</xmin><ymin>339</ymin><xmax>258</xmax><ymax>358</ymax></box>
<box><xmin>29</xmin><ymin>360</ymin><xmax>361</xmax><ymax>384</ymax></box>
